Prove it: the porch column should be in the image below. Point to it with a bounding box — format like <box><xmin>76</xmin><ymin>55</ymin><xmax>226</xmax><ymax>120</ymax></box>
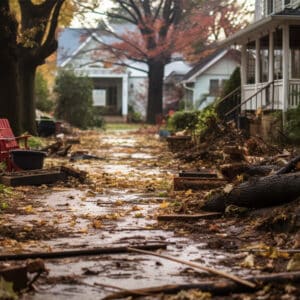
<box><xmin>241</xmin><ymin>44</ymin><xmax>247</xmax><ymax>102</ymax></box>
<box><xmin>255</xmin><ymin>38</ymin><xmax>261</xmax><ymax>89</ymax></box>
<box><xmin>269</xmin><ymin>31</ymin><xmax>274</xmax><ymax>82</ymax></box>
<box><xmin>282</xmin><ymin>24</ymin><xmax>290</xmax><ymax>124</ymax></box>
<box><xmin>122</xmin><ymin>74</ymin><xmax>128</xmax><ymax>118</ymax></box>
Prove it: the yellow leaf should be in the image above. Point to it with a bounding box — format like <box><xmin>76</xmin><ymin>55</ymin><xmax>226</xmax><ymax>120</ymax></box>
<box><xmin>131</xmin><ymin>205</ymin><xmax>141</xmax><ymax>211</ymax></box>
<box><xmin>92</xmin><ymin>220</ymin><xmax>103</xmax><ymax>229</ymax></box>
<box><xmin>241</xmin><ymin>254</ymin><xmax>255</xmax><ymax>268</ymax></box>
<box><xmin>160</xmin><ymin>201</ymin><xmax>170</xmax><ymax>209</ymax></box>
<box><xmin>79</xmin><ymin>228</ymin><xmax>88</xmax><ymax>234</ymax></box>
<box><xmin>134</xmin><ymin>212</ymin><xmax>144</xmax><ymax>218</ymax></box>
<box><xmin>24</xmin><ymin>205</ymin><xmax>34</xmax><ymax>213</ymax></box>
<box><xmin>185</xmin><ymin>189</ymin><xmax>193</xmax><ymax>196</ymax></box>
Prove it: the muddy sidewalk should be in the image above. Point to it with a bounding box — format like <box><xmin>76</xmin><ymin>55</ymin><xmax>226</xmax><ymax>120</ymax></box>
<box><xmin>0</xmin><ymin>130</ymin><xmax>299</xmax><ymax>299</ymax></box>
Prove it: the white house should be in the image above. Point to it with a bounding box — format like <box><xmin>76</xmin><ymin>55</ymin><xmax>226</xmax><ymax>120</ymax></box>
<box><xmin>180</xmin><ymin>49</ymin><xmax>240</xmax><ymax>110</ymax></box>
<box><xmin>57</xmin><ymin>26</ymin><xmax>191</xmax><ymax>121</ymax></box>
<box><xmin>220</xmin><ymin>0</ymin><xmax>300</xmax><ymax>122</ymax></box>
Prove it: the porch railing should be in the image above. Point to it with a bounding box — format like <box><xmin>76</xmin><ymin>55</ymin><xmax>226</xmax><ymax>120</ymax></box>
<box><xmin>224</xmin><ymin>81</ymin><xmax>276</xmax><ymax>120</ymax></box>
<box><xmin>289</xmin><ymin>81</ymin><xmax>300</xmax><ymax>108</ymax></box>
<box><xmin>215</xmin><ymin>87</ymin><xmax>241</xmax><ymax>123</ymax></box>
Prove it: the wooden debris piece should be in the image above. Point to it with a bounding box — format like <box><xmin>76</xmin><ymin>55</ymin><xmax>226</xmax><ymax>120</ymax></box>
<box><xmin>0</xmin><ymin>168</ymin><xmax>65</xmax><ymax>187</ymax></box>
<box><xmin>220</xmin><ymin>163</ymin><xmax>278</xmax><ymax>180</ymax></box>
<box><xmin>127</xmin><ymin>247</ymin><xmax>256</xmax><ymax>288</ymax></box>
<box><xmin>179</xmin><ymin>170</ymin><xmax>218</xmax><ymax>178</ymax></box>
<box><xmin>0</xmin><ymin>244</ymin><xmax>168</xmax><ymax>261</ymax></box>
<box><xmin>41</xmin><ymin>141</ymin><xmax>63</xmax><ymax>154</ymax></box>
<box><xmin>157</xmin><ymin>212</ymin><xmax>222</xmax><ymax>222</ymax></box>
<box><xmin>0</xmin><ymin>260</ymin><xmax>46</xmax><ymax>292</ymax></box>
<box><xmin>60</xmin><ymin>166</ymin><xmax>87</xmax><ymax>183</ymax></box>
<box><xmin>0</xmin><ymin>266</ymin><xmax>28</xmax><ymax>292</ymax></box>
<box><xmin>103</xmin><ymin>271</ymin><xmax>300</xmax><ymax>299</ymax></box>
<box><xmin>166</xmin><ymin>136</ymin><xmax>192</xmax><ymax>152</ymax></box>
<box><xmin>174</xmin><ymin>177</ymin><xmax>226</xmax><ymax>191</ymax></box>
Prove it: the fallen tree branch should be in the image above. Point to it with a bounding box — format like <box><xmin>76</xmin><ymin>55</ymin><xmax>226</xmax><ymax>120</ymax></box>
<box><xmin>0</xmin><ymin>244</ymin><xmax>167</xmax><ymax>261</ymax></box>
<box><xmin>203</xmin><ymin>171</ymin><xmax>300</xmax><ymax>212</ymax></box>
<box><xmin>102</xmin><ymin>271</ymin><xmax>300</xmax><ymax>299</ymax></box>
<box><xmin>127</xmin><ymin>247</ymin><xmax>256</xmax><ymax>288</ymax></box>
<box><xmin>276</xmin><ymin>155</ymin><xmax>300</xmax><ymax>175</ymax></box>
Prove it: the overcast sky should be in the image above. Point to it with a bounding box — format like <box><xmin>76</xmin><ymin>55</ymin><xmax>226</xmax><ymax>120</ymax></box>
<box><xmin>71</xmin><ymin>0</ymin><xmax>255</xmax><ymax>28</ymax></box>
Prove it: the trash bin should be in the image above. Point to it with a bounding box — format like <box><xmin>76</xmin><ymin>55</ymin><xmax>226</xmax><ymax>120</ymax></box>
<box><xmin>11</xmin><ymin>150</ymin><xmax>46</xmax><ymax>170</ymax></box>
<box><xmin>37</xmin><ymin>119</ymin><xmax>56</xmax><ymax>137</ymax></box>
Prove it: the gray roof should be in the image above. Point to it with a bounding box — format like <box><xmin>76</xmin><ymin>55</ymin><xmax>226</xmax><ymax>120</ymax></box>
<box><xmin>182</xmin><ymin>48</ymin><xmax>226</xmax><ymax>81</ymax></box>
<box><xmin>57</xmin><ymin>23</ymin><xmax>138</xmax><ymax>66</ymax></box>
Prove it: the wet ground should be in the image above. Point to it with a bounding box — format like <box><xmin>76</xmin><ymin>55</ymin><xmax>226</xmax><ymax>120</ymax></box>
<box><xmin>0</xmin><ymin>129</ymin><xmax>299</xmax><ymax>299</ymax></box>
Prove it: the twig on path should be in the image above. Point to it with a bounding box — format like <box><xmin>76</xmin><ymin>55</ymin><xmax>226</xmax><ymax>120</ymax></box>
<box><xmin>127</xmin><ymin>247</ymin><xmax>256</xmax><ymax>288</ymax></box>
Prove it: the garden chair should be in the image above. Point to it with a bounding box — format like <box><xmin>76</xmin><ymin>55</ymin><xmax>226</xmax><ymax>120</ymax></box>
<box><xmin>0</xmin><ymin>119</ymin><xmax>31</xmax><ymax>171</ymax></box>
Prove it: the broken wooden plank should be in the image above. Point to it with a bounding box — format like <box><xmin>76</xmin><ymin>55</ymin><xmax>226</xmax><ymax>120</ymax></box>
<box><xmin>157</xmin><ymin>212</ymin><xmax>222</xmax><ymax>222</ymax></box>
<box><xmin>0</xmin><ymin>244</ymin><xmax>168</xmax><ymax>261</ymax></box>
<box><xmin>174</xmin><ymin>177</ymin><xmax>226</xmax><ymax>191</ymax></box>
<box><xmin>0</xmin><ymin>168</ymin><xmax>65</xmax><ymax>187</ymax></box>
<box><xmin>179</xmin><ymin>170</ymin><xmax>218</xmax><ymax>178</ymax></box>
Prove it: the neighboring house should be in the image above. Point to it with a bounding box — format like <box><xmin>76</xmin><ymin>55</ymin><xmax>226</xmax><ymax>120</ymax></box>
<box><xmin>57</xmin><ymin>26</ymin><xmax>191</xmax><ymax>120</ymax></box>
<box><xmin>180</xmin><ymin>49</ymin><xmax>240</xmax><ymax>110</ymax></box>
<box><xmin>220</xmin><ymin>0</ymin><xmax>300</xmax><ymax>121</ymax></box>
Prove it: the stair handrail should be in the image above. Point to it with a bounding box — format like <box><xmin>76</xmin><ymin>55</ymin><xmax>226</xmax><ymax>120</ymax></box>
<box><xmin>215</xmin><ymin>86</ymin><xmax>241</xmax><ymax>106</ymax></box>
<box><xmin>224</xmin><ymin>81</ymin><xmax>274</xmax><ymax>117</ymax></box>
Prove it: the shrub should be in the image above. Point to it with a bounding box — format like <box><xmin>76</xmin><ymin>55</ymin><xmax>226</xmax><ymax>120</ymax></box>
<box><xmin>35</xmin><ymin>72</ymin><xmax>54</xmax><ymax>112</ymax></box>
<box><xmin>285</xmin><ymin>105</ymin><xmax>300</xmax><ymax>144</ymax></box>
<box><xmin>54</xmin><ymin>70</ymin><xmax>95</xmax><ymax>129</ymax></box>
<box><xmin>168</xmin><ymin>111</ymin><xmax>200</xmax><ymax>133</ymax></box>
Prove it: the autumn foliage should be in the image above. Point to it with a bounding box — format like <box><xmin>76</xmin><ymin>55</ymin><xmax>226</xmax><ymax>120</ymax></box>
<box><xmin>95</xmin><ymin>0</ymin><xmax>250</xmax><ymax>123</ymax></box>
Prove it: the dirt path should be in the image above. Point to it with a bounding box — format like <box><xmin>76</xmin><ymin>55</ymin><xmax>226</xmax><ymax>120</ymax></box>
<box><xmin>1</xmin><ymin>130</ymin><xmax>298</xmax><ymax>299</ymax></box>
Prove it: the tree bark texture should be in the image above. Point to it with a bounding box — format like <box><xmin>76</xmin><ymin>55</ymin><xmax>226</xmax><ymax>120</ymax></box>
<box><xmin>0</xmin><ymin>1</ymin><xmax>22</xmax><ymax>134</ymax></box>
<box><xmin>203</xmin><ymin>172</ymin><xmax>300</xmax><ymax>212</ymax></box>
<box><xmin>147</xmin><ymin>61</ymin><xmax>165</xmax><ymax>124</ymax></box>
<box><xmin>19</xmin><ymin>60</ymin><xmax>38</xmax><ymax>135</ymax></box>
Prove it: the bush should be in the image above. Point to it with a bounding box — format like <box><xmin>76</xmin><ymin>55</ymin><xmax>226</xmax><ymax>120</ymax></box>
<box><xmin>35</xmin><ymin>72</ymin><xmax>54</xmax><ymax>112</ymax></box>
<box><xmin>168</xmin><ymin>111</ymin><xmax>200</xmax><ymax>133</ymax></box>
<box><xmin>54</xmin><ymin>70</ymin><xmax>95</xmax><ymax>129</ymax></box>
<box><xmin>285</xmin><ymin>105</ymin><xmax>300</xmax><ymax>144</ymax></box>
<box><xmin>128</xmin><ymin>105</ymin><xmax>142</xmax><ymax>123</ymax></box>
<box><xmin>216</xmin><ymin>67</ymin><xmax>241</xmax><ymax>119</ymax></box>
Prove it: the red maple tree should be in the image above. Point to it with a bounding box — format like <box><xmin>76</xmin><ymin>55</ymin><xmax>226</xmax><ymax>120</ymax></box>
<box><xmin>92</xmin><ymin>0</ymin><xmax>250</xmax><ymax>123</ymax></box>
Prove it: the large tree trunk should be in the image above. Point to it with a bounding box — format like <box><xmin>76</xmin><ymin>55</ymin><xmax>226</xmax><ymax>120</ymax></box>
<box><xmin>203</xmin><ymin>172</ymin><xmax>300</xmax><ymax>212</ymax></box>
<box><xmin>0</xmin><ymin>1</ymin><xmax>22</xmax><ymax>134</ymax></box>
<box><xmin>147</xmin><ymin>60</ymin><xmax>165</xmax><ymax>124</ymax></box>
<box><xmin>19</xmin><ymin>59</ymin><xmax>37</xmax><ymax>135</ymax></box>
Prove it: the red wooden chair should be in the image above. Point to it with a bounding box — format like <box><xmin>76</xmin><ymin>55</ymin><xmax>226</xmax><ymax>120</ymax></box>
<box><xmin>0</xmin><ymin>119</ymin><xmax>31</xmax><ymax>171</ymax></box>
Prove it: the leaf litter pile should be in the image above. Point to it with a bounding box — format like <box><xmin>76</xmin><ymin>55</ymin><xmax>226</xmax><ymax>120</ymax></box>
<box><xmin>0</xmin><ymin>125</ymin><xmax>299</xmax><ymax>299</ymax></box>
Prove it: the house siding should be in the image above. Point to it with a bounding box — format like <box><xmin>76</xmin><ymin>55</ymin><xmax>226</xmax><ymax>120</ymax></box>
<box><xmin>193</xmin><ymin>58</ymin><xmax>239</xmax><ymax>109</ymax></box>
<box><xmin>256</xmin><ymin>0</ymin><xmax>297</xmax><ymax>20</ymax></box>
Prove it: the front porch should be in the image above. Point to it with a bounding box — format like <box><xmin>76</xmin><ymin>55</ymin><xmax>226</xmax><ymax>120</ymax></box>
<box><xmin>74</xmin><ymin>68</ymin><xmax>129</xmax><ymax>118</ymax></box>
<box><xmin>221</xmin><ymin>13</ymin><xmax>300</xmax><ymax>120</ymax></box>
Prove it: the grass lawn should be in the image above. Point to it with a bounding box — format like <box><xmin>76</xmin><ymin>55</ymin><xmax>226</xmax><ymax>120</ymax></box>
<box><xmin>105</xmin><ymin>123</ymin><xmax>144</xmax><ymax>131</ymax></box>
